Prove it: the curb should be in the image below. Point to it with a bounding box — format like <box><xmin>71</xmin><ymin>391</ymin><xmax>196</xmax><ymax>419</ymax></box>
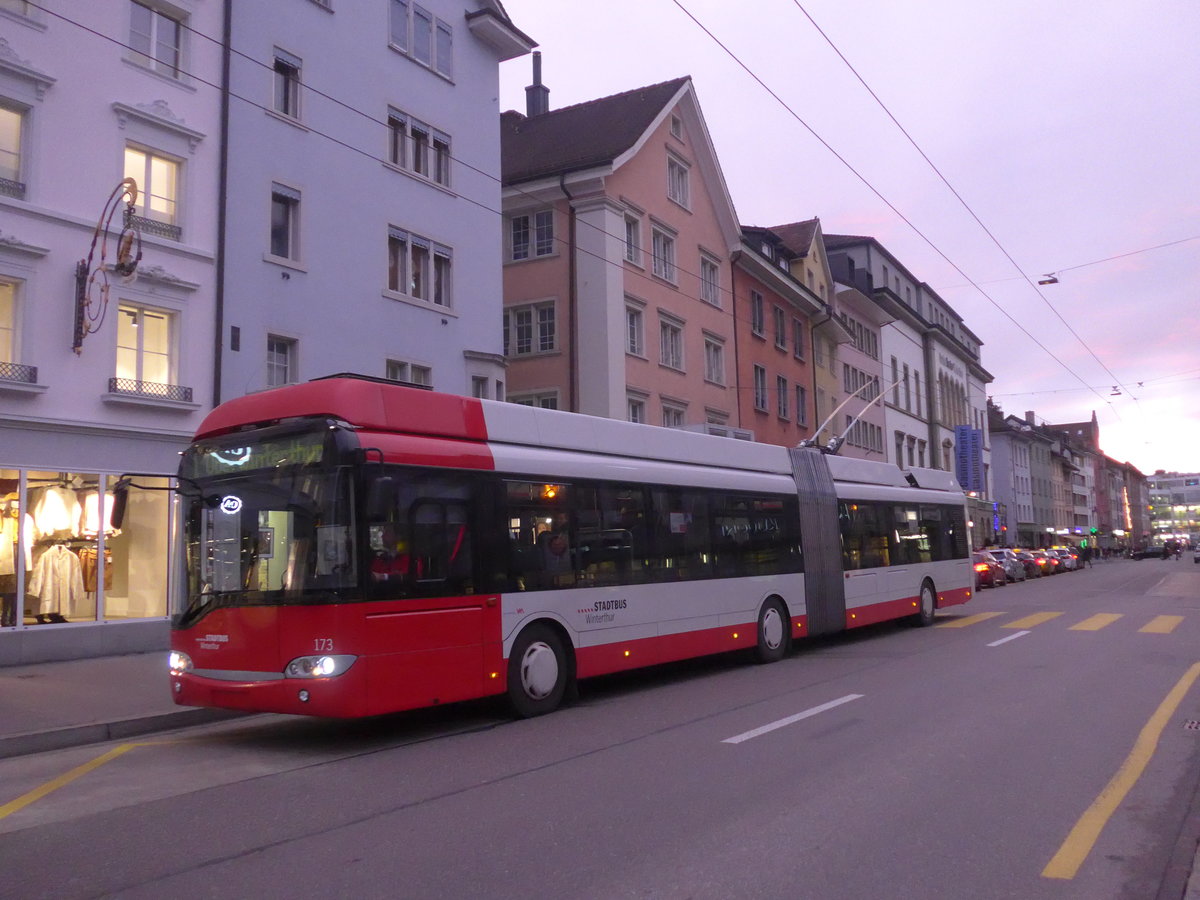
<box><xmin>0</xmin><ymin>708</ymin><xmax>246</xmax><ymax>760</ymax></box>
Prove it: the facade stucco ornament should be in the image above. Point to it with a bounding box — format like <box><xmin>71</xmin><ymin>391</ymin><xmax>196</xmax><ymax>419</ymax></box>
<box><xmin>0</xmin><ymin>37</ymin><xmax>56</xmax><ymax>99</ymax></box>
<box><xmin>136</xmin><ymin>264</ymin><xmax>199</xmax><ymax>292</ymax></box>
<box><xmin>112</xmin><ymin>100</ymin><xmax>205</xmax><ymax>153</ymax></box>
<box><xmin>0</xmin><ymin>228</ymin><xmax>50</xmax><ymax>257</ymax></box>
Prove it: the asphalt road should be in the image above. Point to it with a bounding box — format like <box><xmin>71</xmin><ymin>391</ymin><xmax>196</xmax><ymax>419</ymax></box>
<box><xmin>3</xmin><ymin>558</ymin><xmax>1199</xmax><ymax>899</ymax></box>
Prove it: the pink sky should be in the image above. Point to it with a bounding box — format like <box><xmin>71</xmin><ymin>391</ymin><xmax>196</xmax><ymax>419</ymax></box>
<box><xmin>498</xmin><ymin>0</ymin><xmax>1200</xmax><ymax>475</ymax></box>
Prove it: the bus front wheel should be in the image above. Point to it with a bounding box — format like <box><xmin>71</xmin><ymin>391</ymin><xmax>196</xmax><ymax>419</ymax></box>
<box><xmin>507</xmin><ymin>624</ymin><xmax>570</xmax><ymax>717</ymax></box>
<box><xmin>755</xmin><ymin>597</ymin><xmax>790</xmax><ymax>663</ymax></box>
<box><xmin>912</xmin><ymin>579</ymin><xmax>937</xmax><ymax>627</ymax></box>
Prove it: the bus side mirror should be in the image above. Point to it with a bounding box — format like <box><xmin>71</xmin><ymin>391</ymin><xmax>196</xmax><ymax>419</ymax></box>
<box><xmin>366</xmin><ymin>476</ymin><xmax>396</xmax><ymax>519</ymax></box>
<box><xmin>110</xmin><ymin>478</ymin><xmax>130</xmax><ymax>530</ymax></box>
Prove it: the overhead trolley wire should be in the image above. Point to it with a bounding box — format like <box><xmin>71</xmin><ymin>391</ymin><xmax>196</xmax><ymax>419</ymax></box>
<box><xmin>788</xmin><ymin>0</ymin><xmax>1141</xmax><ymax>405</ymax></box>
<box><xmin>26</xmin><ymin>0</ymin><xmax>795</xmax><ymax>350</ymax></box>
<box><xmin>670</xmin><ymin>0</ymin><xmax>1123</xmax><ymax>417</ymax></box>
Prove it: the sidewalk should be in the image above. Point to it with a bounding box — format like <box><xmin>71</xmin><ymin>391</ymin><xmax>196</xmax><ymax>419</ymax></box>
<box><xmin>0</xmin><ymin>652</ymin><xmax>241</xmax><ymax>759</ymax></box>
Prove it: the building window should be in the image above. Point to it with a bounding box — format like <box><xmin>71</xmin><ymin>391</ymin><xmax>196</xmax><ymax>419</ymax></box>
<box><xmin>390</xmin><ymin>0</ymin><xmax>452</xmax><ymax>77</ymax></box>
<box><xmin>773</xmin><ymin>307</ymin><xmax>787</xmax><ymax>350</ymax></box>
<box><xmin>670</xmin><ymin>114</ymin><xmax>682</xmax><ymax>140</ymax></box>
<box><xmin>777</xmin><ymin>375</ymin><xmax>789</xmax><ymax>419</ymax></box>
<box><xmin>387</xmin><ymin>227</ymin><xmax>451</xmax><ymax>306</ymax></box>
<box><xmin>659</xmin><ymin>316</ymin><xmax>684</xmax><ymax>371</ymax></box>
<box><xmin>266</xmin><ymin>336</ymin><xmax>295</xmax><ymax>387</ymax></box>
<box><xmin>903</xmin><ymin>364</ymin><xmax>911</xmax><ymax>411</ymax></box>
<box><xmin>750</xmin><ymin>290</ymin><xmax>764</xmax><ymax>336</ymax></box>
<box><xmin>914</xmin><ymin>372</ymin><xmax>922</xmax><ymax>417</ymax></box>
<box><xmin>510</xmin><ymin>210</ymin><xmax>554</xmax><ymax>261</ymax></box>
<box><xmin>624</xmin><ymin>214</ymin><xmax>642</xmax><ymax>265</ymax></box>
<box><xmin>273</xmin><ymin>50</ymin><xmax>301</xmax><ymax>119</ymax></box>
<box><xmin>511</xmin><ymin>392</ymin><xmax>558</xmax><ymax>410</ymax></box>
<box><xmin>703</xmin><ymin>336</ymin><xmax>724</xmax><ymax>385</ymax></box>
<box><xmin>130</xmin><ymin>1</ymin><xmax>182</xmax><ymax>77</ymax></box>
<box><xmin>124</xmin><ymin>146</ymin><xmax>180</xmax><ymax>237</ymax></box>
<box><xmin>0</xmin><ymin>281</ymin><xmax>14</xmax><ymax>365</ymax></box>
<box><xmin>626</xmin><ymin>303</ymin><xmax>644</xmax><ymax>356</ymax></box>
<box><xmin>895</xmin><ymin>432</ymin><xmax>905</xmax><ymax>468</ymax></box>
<box><xmin>651</xmin><ymin>227</ymin><xmax>677</xmax><ymax>283</ymax></box>
<box><xmin>796</xmin><ymin>385</ymin><xmax>808</xmax><ymax>425</ymax></box>
<box><xmin>667</xmin><ymin>155</ymin><xmax>689</xmax><ymax>208</ymax></box>
<box><xmin>662</xmin><ymin>404</ymin><xmax>685</xmax><ymax>428</ymax></box>
<box><xmin>471</xmin><ymin>375</ymin><xmax>488</xmax><ymax>399</ymax></box>
<box><xmin>113</xmin><ymin>304</ymin><xmax>173</xmax><ymax>389</ymax></box>
<box><xmin>270</xmin><ymin>185</ymin><xmax>300</xmax><ymax>260</ymax></box>
<box><xmin>386</xmin><ymin>359</ymin><xmax>431</xmax><ymax>386</ymax></box>
<box><xmin>700</xmin><ymin>255</ymin><xmax>720</xmax><ymax>306</ymax></box>
<box><xmin>627</xmin><ymin>396</ymin><xmax>646</xmax><ymax>423</ymax></box>
<box><xmin>388</xmin><ymin>110</ymin><xmax>451</xmax><ymax>186</ymax></box>
<box><xmin>792</xmin><ymin>319</ymin><xmax>806</xmax><ymax>360</ymax></box>
<box><xmin>0</xmin><ymin>104</ymin><xmax>25</xmax><ymax>199</ymax></box>
<box><xmin>753</xmin><ymin>365</ymin><xmax>768</xmax><ymax>412</ymax></box>
<box><xmin>504</xmin><ymin>302</ymin><xmax>556</xmax><ymax>356</ymax></box>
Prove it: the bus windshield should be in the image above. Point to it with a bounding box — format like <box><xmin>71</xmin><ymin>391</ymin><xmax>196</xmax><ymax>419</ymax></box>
<box><xmin>177</xmin><ymin>424</ymin><xmax>358</xmax><ymax>627</ymax></box>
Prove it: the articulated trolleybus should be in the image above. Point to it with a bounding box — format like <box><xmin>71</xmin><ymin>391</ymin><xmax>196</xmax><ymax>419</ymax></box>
<box><xmin>153</xmin><ymin>374</ymin><xmax>971</xmax><ymax>718</ymax></box>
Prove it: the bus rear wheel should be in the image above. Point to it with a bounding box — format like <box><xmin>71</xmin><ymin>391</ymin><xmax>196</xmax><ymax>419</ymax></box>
<box><xmin>507</xmin><ymin>624</ymin><xmax>570</xmax><ymax>717</ymax></box>
<box><xmin>755</xmin><ymin>597</ymin><xmax>790</xmax><ymax>663</ymax></box>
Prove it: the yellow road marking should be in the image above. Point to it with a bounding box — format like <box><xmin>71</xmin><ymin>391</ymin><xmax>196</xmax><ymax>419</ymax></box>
<box><xmin>0</xmin><ymin>739</ymin><xmax>173</xmax><ymax>821</ymax></box>
<box><xmin>936</xmin><ymin>612</ymin><xmax>1004</xmax><ymax>629</ymax></box>
<box><xmin>1141</xmin><ymin>615</ymin><xmax>1184</xmax><ymax>634</ymax></box>
<box><xmin>1003</xmin><ymin>612</ymin><xmax>1064</xmax><ymax>629</ymax></box>
<box><xmin>1070</xmin><ymin>614</ymin><xmax>1123</xmax><ymax>631</ymax></box>
<box><xmin>1042</xmin><ymin>660</ymin><xmax>1200</xmax><ymax>879</ymax></box>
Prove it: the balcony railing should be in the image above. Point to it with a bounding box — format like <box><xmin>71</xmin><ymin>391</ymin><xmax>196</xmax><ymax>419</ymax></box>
<box><xmin>108</xmin><ymin>377</ymin><xmax>193</xmax><ymax>402</ymax></box>
<box><xmin>130</xmin><ymin>214</ymin><xmax>182</xmax><ymax>242</ymax></box>
<box><xmin>0</xmin><ymin>361</ymin><xmax>37</xmax><ymax>383</ymax></box>
<box><xmin>0</xmin><ymin>177</ymin><xmax>26</xmax><ymax>200</ymax></box>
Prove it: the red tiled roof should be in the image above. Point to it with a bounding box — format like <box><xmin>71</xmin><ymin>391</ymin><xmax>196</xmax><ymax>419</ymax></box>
<box><xmin>765</xmin><ymin>219</ymin><xmax>820</xmax><ymax>257</ymax></box>
<box><xmin>501</xmin><ymin>77</ymin><xmax>690</xmax><ymax>185</ymax></box>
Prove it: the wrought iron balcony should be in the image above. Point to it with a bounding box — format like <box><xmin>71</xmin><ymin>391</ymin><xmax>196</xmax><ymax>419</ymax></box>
<box><xmin>130</xmin><ymin>214</ymin><xmax>182</xmax><ymax>242</ymax></box>
<box><xmin>0</xmin><ymin>361</ymin><xmax>37</xmax><ymax>383</ymax></box>
<box><xmin>108</xmin><ymin>377</ymin><xmax>193</xmax><ymax>402</ymax></box>
<box><xmin>0</xmin><ymin>177</ymin><xmax>26</xmax><ymax>200</ymax></box>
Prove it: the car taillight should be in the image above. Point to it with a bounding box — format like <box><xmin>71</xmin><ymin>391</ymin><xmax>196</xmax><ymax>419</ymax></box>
<box><xmin>1036</xmin><ymin>559</ymin><xmax>1047</xmax><ymax>565</ymax></box>
<box><xmin>974</xmin><ymin>563</ymin><xmax>989</xmax><ymax>572</ymax></box>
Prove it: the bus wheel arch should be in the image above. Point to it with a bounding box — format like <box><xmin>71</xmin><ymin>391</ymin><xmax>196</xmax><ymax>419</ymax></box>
<box><xmin>755</xmin><ymin>595</ymin><xmax>790</xmax><ymax>663</ymax></box>
<box><xmin>912</xmin><ymin>578</ymin><xmax>937</xmax><ymax>627</ymax></box>
<box><xmin>506</xmin><ymin>620</ymin><xmax>576</xmax><ymax>717</ymax></box>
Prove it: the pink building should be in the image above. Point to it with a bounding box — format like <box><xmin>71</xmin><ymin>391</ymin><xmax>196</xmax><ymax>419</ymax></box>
<box><xmin>501</xmin><ymin>67</ymin><xmax>742</xmax><ymax>432</ymax></box>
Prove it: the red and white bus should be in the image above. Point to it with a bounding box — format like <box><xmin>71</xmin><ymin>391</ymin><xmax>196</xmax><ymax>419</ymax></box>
<box><xmin>143</xmin><ymin>374</ymin><xmax>971</xmax><ymax>718</ymax></box>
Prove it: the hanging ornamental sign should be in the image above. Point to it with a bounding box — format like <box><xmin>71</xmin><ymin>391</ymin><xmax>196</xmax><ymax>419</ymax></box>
<box><xmin>72</xmin><ymin>178</ymin><xmax>143</xmax><ymax>354</ymax></box>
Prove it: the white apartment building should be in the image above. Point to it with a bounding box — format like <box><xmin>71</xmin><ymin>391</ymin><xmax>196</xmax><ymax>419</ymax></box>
<box><xmin>0</xmin><ymin>0</ymin><xmax>532</xmax><ymax>663</ymax></box>
<box><xmin>0</xmin><ymin>0</ymin><xmax>223</xmax><ymax>661</ymax></box>
<box><xmin>220</xmin><ymin>0</ymin><xmax>532</xmax><ymax>402</ymax></box>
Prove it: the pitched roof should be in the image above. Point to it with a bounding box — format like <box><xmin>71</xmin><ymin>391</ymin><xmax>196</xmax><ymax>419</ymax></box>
<box><xmin>765</xmin><ymin>219</ymin><xmax>820</xmax><ymax>257</ymax></box>
<box><xmin>501</xmin><ymin>77</ymin><xmax>690</xmax><ymax>185</ymax></box>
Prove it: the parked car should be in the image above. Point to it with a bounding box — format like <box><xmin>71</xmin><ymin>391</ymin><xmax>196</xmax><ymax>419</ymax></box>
<box><xmin>1030</xmin><ymin>549</ymin><xmax>1061</xmax><ymax>574</ymax></box>
<box><xmin>988</xmin><ymin>548</ymin><xmax>1027</xmax><ymax>583</ymax></box>
<box><xmin>973</xmin><ymin>551</ymin><xmax>1007</xmax><ymax>589</ymax></box>
<box><xmin>1049</xmin><ymin>548</ymin><xmax>1078</xmax><ymax>571</ymax></box>
<box><xmin>1013</xmin><ymin>550</ymin><xmax>1043</xmax><ymax>578</ymax></box>
<box><xmin>1194</xmin><ymin>546</ymin><xmax>1199</xmax><ymax>564</ymax></box>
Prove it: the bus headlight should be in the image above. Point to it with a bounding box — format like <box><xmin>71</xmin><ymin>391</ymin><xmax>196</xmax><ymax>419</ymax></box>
<box><xmin>284</xmin><ymin>654</ymin><xmax>357</xmax><ymax>678</ymax></box>
<box><xmin>168</xmin><ymin>651</ymin><xmax>193</xmax><ymax>675</ymax></box>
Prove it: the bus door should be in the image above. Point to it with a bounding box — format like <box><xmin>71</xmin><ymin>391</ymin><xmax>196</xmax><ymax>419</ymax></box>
<box><xmin>362</xmin><ymin>469</ymin><xmax>486</xmax><ymax>709</ymax></box>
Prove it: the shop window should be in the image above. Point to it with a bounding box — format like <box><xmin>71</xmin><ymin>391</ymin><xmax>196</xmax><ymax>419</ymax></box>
<box><xmin>3</xmin><ymin>471</ymin><xmax>171</xmax><ymax>626</ymax></box>
<box><xmin>0</xmin><ymin>468</ymin><xmax>28</xmax><ymax>628</ymax></box>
